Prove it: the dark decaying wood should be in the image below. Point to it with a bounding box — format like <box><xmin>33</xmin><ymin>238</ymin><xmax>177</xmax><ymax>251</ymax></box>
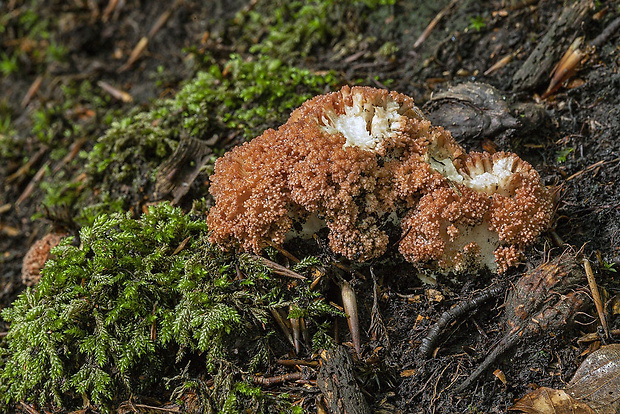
<box><xmin>154</xmin><ymin>134</ymin><xmax>217</xmax><ymax>204</ymax></box>
<box><xmin>317</xmin><ymin>346</ymin><xmax>371</xmax><ymax>414</ymax></box>
<box><xmin>512</xmin><ymin>0</ymin><xmax>592</xmax><ymax>91</ymax></box>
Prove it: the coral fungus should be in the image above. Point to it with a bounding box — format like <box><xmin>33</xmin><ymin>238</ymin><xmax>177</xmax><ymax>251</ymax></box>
<box><xmin>207</xmin><ymin>86</ymin><xmax>552</xmax><ymax>273</ymax></box>
<box><xmin>21</xmin><ymin>232</ymin><xmax>65</xmax><ymax>286</ymax></box>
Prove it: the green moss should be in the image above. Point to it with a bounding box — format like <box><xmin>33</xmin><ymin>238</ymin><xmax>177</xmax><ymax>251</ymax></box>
<box><xmin>234</xmin><ymin>0</ymin><xmax>395</xmax><ymax>61</ymax></box>
<box><xmin>0</xmin><ymin>3</ymin><xmax>68</xmax><ymax>76</ymax></box>
<box><xmin>0</xmin><ymin>114</ymin><xmax>16</xmax><ymax>158</ymax></box>
<box><xmin>556</xmin><ymin>147</ymin><xmax>575</xmax><ymax>164</ymax></box>
<box><xmin>467</xmin><ymin>15</ymin><xmax>487</xmax><ymax>32</ymax></box>
<box><xmin>176</xmin><ymin>54</ymin><xmax>338</xmax><ymax>138</ymax></box>
<box><xmin>0</xmin><ymin>203</ymin><xmax>338</xmax><ymax>412</ymax></box>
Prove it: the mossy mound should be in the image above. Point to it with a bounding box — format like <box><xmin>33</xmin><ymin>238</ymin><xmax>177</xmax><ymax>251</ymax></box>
<box><xmin>0</xmin><ymin>203</ymin><xmax>336</xmax><ymax>412</ymax></box>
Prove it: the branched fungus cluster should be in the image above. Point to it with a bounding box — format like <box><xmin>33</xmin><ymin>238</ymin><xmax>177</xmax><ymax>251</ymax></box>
<box><xmin>207</xmin><ymin>86</ymin><xmax>552</xmax><ymax>273</ymax></box>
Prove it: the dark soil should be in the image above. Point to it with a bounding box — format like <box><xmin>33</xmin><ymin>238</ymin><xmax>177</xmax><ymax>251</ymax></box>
<box><xmin>1</xmin><ymin>0</ymin><xmax>619</xmax><ymax>413</ymax></box>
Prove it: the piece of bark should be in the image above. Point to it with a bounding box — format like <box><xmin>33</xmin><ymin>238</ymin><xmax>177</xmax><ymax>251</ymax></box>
<box><xmin>317</xmin><ymin>346</ymin><xmax>370</xmax><ymax>414</ymax></box>
<box><xmin>512</xmin><ymin>0</ymin><xmax>592</xmax><ymax>92</ymax></box>
<box><xmin>423</xmin><ymin>82</ymin><xmax>518</xmax><ymax>143</ymax></box>
<box><xmin>154</xmin><ymin>134</ymin><xmax>217</xmax><ymax>204</ymax></box>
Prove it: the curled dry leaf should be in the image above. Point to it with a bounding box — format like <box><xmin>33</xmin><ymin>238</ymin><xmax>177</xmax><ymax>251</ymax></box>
<box><xmin>509</xmin><ymin>387</ymin><xmax>595</xmax><ymax>414</ymax></box>
<box><xmin>566</xmin><ymin>344</ymin><xmax>620</xmax><ymax>414</ymax></box>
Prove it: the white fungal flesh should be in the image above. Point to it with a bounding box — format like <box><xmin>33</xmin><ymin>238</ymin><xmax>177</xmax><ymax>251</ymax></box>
<box><xmin>452</xmin><ymin>224</ymin><xmax>499</xmax><ymax>272</ymax></box>
<box><xmin>285</xmin><ymin>211</ymin><xmax>325</xmax><ymax>240</ymax></box>
<box><xmin>322</xmin><ymin>94</ymin><xmax>404</xmax><ymax>151</ymax></box>
<box><xmin>428</xmin><ymin>155</ymin><xmax>515</xmax><ymax>196</ymax></box>
<box><xmin>428</xmin><ymin>157</ymin><xmax>464</xmax><ymax>184</ymax></box>
<box><xmin>462</xmin><ymin>156</ymin><xmax>515</xmax><ymax>195</ymax></box>
<box><xmin>426</xmin><ymin>152</ymin><xmax>515</xmax><ymax>272</ymax></box>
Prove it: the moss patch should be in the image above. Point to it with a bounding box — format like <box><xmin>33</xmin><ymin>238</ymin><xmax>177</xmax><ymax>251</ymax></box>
<box><xmin>0</xmin><ymin>203</ymin><xmax>337</xmax><ymax>412</ymax></box>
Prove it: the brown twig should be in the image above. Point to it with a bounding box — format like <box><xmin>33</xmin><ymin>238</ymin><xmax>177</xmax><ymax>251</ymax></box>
<box><xmin>253</xmin><ymin>372</ymin><xmax>303</xmax><ymax>386</ymax></box>
<box><xmin>0</xmin><ymin>224</ymin><xmax>19</xmax><ymax>237</ymax></box>
<box><xmin>98</xmin><ymin>81</ymin><xmax>133</xmax><ymax>102</ymax></box>
<box><xmin>118</xmin><ymin>36</ymin><xmax>148</xmax><ymax>73</ymax></box>
<box><xmin>582</xmin><ymin>256</ymin><xmax>609</xmax><ymax>338</ymax></box>
<box><xmin>413</xmin><ymin>0</ymin><xmax>460</xmax><ymax>49</ymax></box>
<box><xmin>21</xmin><ymin>75</ymin><xmax>42</xmax><ymax>108</ymax></box>
<box><xmin>6</xmin><ymin>146</ymin><xmax>48</xmax><ymax>184</ymax></box>
<box><xmin>270</xmin><ymin>308</ymin><xmax>295</xmax><ymax>350</ymax></box>
<box><xmin>249</xmin><ymin>255</ymin><xmax>306</xmax><ymax>280</ymax></box>
<box><xmin>333</xmin><ymin>262</ymin><xmax>366</xmax><ymax>280</ymax></box>
<box><xmin>264</xmin><ymin>240</ymin><xmax>300</xmax><ymax>263</ymax></box>
<box><xmin>52</xmin><ymin>137</ymin><xmax>87</xmax><ymax>174</ymax></box>
<box><xmin>101</xmin><ymin>0</ymin><xmax>119</xmax><ymax>22</ymax></box>
<box><xmin>148</xmin><ymin>1</ymin><xmax>182</xmax><ymax>39</ymax></box>
<box><xmin>16</xmin><ymin>161</ymin><xmax>50</xmax><ymax>206</ymax></box>
<box><xmin>484</xmin><ymin>47</ymin><xmax>522</xmax><ymax>76</ymax></box>
<box><xmin>133</xmin><ymin>403</ymin><xmax>181</xmax><ymax>413</ymax></box>
<box><xmin>310</xmin><ymin>267</ymin><xmax>325</xmax><ymax>290</ymax></box>
<box><xmin>19</xmin><ymin>402</ymin><xmax>40</xmax><ymax>414</ymax></box>
<box><xmin>172</xmin><ymin>236</ymin><xmax>191</xmax><ymax>255</ymax></box>
<box><xmin>566</xmin><ymin>157</ymin><xmax>620</xmax><ymax>181</ymax></box>
<box><xmin>277</xmin><ymin>359</ymin><xmax>319</xmax><ymax>367</ymax></box>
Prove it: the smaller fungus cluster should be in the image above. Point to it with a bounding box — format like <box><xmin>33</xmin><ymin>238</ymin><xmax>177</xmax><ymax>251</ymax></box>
<box><xmin>21</xmin><ymin>232</ymin><xmax>65</xmax><ymax>286</ymax></box>
<box><xmin>207</xmin><ymin>86</ymin><xmax>552</xmax><ymax>273</ymax></box>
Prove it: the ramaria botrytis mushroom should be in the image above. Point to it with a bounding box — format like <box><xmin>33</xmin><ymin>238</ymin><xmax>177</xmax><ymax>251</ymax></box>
<box><xmin>207</xmin><ymin>86</ymin><xmax>552</xmax><ymax>273</ymax></box>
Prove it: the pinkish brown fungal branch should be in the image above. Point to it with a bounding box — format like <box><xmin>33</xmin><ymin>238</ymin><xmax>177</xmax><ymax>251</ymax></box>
<box><xmin>207</xmin><ymin>86</ymin><xmax>552</xmax><ymax>273</ymax></box>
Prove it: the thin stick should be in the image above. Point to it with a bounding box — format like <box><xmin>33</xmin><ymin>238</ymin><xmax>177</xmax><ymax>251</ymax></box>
<box><xmin>19</xmin><ymin>402</ymin><xmax>40</xmax><ymax>414</ymax></box>
<box><xmin>250</xmin><ymin>255</ymin><xmax>306</xmax><ymax>280</ymax></box>
<box><xmin>484</xmin><ymin>47</ymin><xmax>522</xmax><ymax>76</ymax></box>
<box><xmin>52</xmin><ymin>137</ymin><xmax>87</xmax><ymax>174</ymax></box>
<box><xmin>265</xmin><ymin>240</ymin><xmax>300</xmax><ymax>263</ymax></box>
<box><xmin>102</xmin><ymin>0</ymin><xmax>119</xmax><ymax>22</ymax></box>
<box><xmin>253</xmin><ymin>372</ymin><xmax>303</xmax><ymax>386</ymax></box>
<box><xmin>16</xmin><ymin>161</ymin><xmax>50</xmax><ymax>206</ymax></box>
<box><xmin>582</xmin><ymin>257</ymin><xmax>609</xmax><ymax>338</ymax></box>
<box><xmin>277</xmin><ymin>359</ymin><xmax>319</xmax><ymax>367</ymax></box>
<box><xmin>118</xmin><ymin>36</ymin><xmax>148</xmax><ymax>73</ymax></box>
<box><xmin>270</xmin><ymin>308</ymin><xmax>295</xmax><ymax>349</ymax></box>
<box><xmin>133</xmin><ymin>403</ymin><xmax>181</xmax><ymax>413</ymax></box>
<box><xmin>413</xmin><ymin>0</ymin><xmax>460</xmax><ymax>49</ymax></box>
<box><xmin>148</xmin><ymin>1</ymin><xmax>183</xmax><ymax>39</ymax></box>
<box><xmin>6</xmin><ymin>146</ymin><xmax>48</xmax><ymax>183</ymax></box>
<box><xmin>566</xmin><ymin>157</ymin><xmax>620</xmax><ymax>181</ymax></box>
<box><xmin>98</xmin><ymin>81</ymin><xmax>133</xmax><ymax>102</ymax></box>
<box><xmin>21</xmin><ymin>75</ymin><xmax>43</xmax><ymax>108</ymax></box>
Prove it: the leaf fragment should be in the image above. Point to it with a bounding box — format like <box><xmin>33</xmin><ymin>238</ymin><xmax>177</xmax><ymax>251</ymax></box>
<box><xmin>566</xmin><ymin>344</ymin><xmax>620</xmax><ymax>414</ymax></box>
<box><xmin>509</xmin><ymin>387</ymin><xmax>595</xmax><ymax>414</ymax></box>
